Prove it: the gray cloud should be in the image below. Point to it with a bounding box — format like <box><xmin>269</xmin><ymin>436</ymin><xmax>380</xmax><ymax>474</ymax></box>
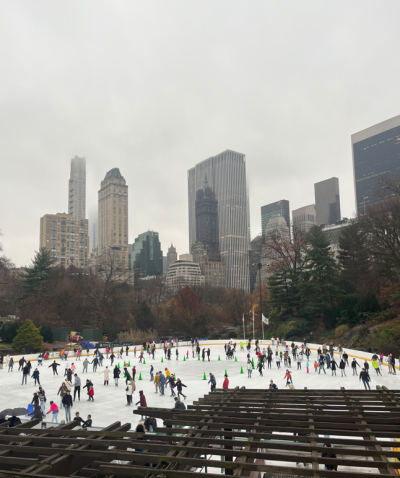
<box><xmin>1</xmin><ymin>1</ymin><xmax>399</xmax><ymax>266</ymax></box>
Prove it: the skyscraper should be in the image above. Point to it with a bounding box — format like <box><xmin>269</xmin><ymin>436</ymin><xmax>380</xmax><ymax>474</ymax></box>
<box><xmin>292</xmin><ymin>204</ymin><xmax>316</xmax><ymax>232</ymax></box>
<box><xmin>352</xmin><ymin>114</ymin><xmax>400</xmax><ymax>215</ymax></box>
<box><xmin>314</xmin><ymin>177</ymin><xmax>341</xmax><ymax>225</ymax></box>
<box><xmin>98</xmin><ymin>168</ymin><xmax>129</xmax><ymax>268</ymax></box>
<box><xmin>261</xmin><ymin>200</ymin><xmax>290</xmax><ymax>235</ymax></box>
<box><xmin>130</xmin><ymin>231</ymin><xmax>163</xmax><ymax>278</ymax></box>
<box><xmin>188</xmin><ymin>150</ymin><xmax>250</xmax><ymax>290</ymax></box>
<box><xmin>68</xmin><ymin>156</ymin><xmax>86</xmax><ymax>219</ymax></box>
<box><xmin>40</xmin><ymin>213</ymin><xmax>89</xmax><ymax>269</ymax></box>
<box><xmin>167</xmin><ymin>244</ymin><xmax>178</xmax><ymax>272</ymax></box>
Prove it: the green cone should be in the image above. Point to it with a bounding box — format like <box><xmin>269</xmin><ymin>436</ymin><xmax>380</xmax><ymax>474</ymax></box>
<box><xmin>235</xmin><ymin>356</ymin><xmax>237</xmax><ymax>362</ymax></box>
<box><xmin>117</xmin><ymin>363</ymin><xmax>120</xmax><ymax>369</ymax></box>
<box><xmin>128</xmin><ymin>361</ymin><xmax>130</xmax><ymax>367</ymax></box>
<box><xmin>183</xmin><ymin>356</ymin><xmax>186</xmax><ymax>361</ymax></box>
<box><xmin>240</xmin><ymin>366</ymin><xmax>243</xmax><ymax>374</ymax></box>
<box><xmin>139</xmin><ymin>373</ymin><xmax>142</xmax><ymax>380</ymax></box>
<box><xmin>225</xmin><ymin>369</ymin><xmax>227</xmax><ymax>375</ymax></box>
<box><xmin>143</xmin><ymin>359</ymin><xmax>146</xmax><ymax>365</ymax></box>
<box><xmin>203</xmin><ymin>372</ymin><xmax>206</xmax><ymax>380</ymax></box>
<box><xmin>161</xmin><ymin>357</ymin><xmax>164</xmax><ymax>363</ymax></box>
<box><xmin>218</xmin><ymin>355</ymin><xmax>220</xmax><ymax>361</ymax></box>
<box><xmin>198</xmin><ymin>356</ymin><xmax>200</xmax><ymax>361</ymax></box>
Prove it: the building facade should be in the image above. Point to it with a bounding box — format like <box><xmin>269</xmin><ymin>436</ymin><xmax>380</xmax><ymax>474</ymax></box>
<box><xmin>188</xmin><ymin>150</ymin><xmax>250</xmax><ymax>290</ymax></box>
<box><xmin>130</xmin><ymin>231</ymin><xmax>163</xmax><ymax>278</ymax></box>
<box><xmin>166</xmin><ymin>260</ymin><xmax>205</xmax><ymax>291</ymax></box>
<box><xmin>166</xmin><ymin>244</ymin><xmax>178</xmax><ymax>272</ymax></box>
<box><xmin>195</xmin><ymin>177</ymin><xmax>220</xmax><ymax>261</ymax></box>
<box><xmin>352</xmin><ymin>114</ymin><xmax>400</xmax><ymax>215</ymax></box>
<box><xmin>261</xmin><ymin>200</ymin><xmax>290</xmax><ymax>235</ymax></box>
<box><xmin>98</xmin><ymin>168</ymin><xmax>129</xmax><ymax>269</ymax></box>
<box><xmin>68</xmin><ymin>156</ymin><xmax>86</xmax><ymax>219</ymax></box>
<box><xmin>191</xmin><ymin>242</ymin><xmax>225</xmax><ymax>288</ymax></box>
<box><xmin>292</xmin><ymin>204</ymin><xmax>316</xmax><ymax>233</ymax></box>
<box><xmin>314</xmin><ymin>177</ymin><xmax>341</xmax><ymax>225</ymax></box>
<box><xmin>40</xmin><ymin>213</ymin><xmax>89</xmax><ymax>268</ymax></box>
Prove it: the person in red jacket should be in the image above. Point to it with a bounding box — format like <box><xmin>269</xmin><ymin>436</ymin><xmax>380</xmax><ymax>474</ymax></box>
<box><xmin>132</xmin><ymin>366</ymin><xmax>136</xmax><ymax>381</ymax></box>
<box><xmin>136</xmin><ymin>390</ymin><xmax>147</xmax><ymax>419</ymax></box>
<box><xmin>283</xmin><ymin>370</ymin><xmax>293</xmax><ymax>387</ymax></box>
<box><xmin>88</xmin><ymin>386</ymin><xmax>94</xmax><ymax>401</ymax></box>
<box><xmin>222</xmin><ymin>374</ymin><xmax>229</xmax><ymax>389</ymax></box>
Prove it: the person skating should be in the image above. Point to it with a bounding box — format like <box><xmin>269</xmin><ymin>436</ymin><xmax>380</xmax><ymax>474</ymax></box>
<box><xmin>135</xmin><ymin>390</ymin><xmax>147</xmax><ymax>419</ymax></box>
<box><xmin>202</xmin><ymin>348</ymin><xmax>205</xmax><ymax>361</ymax></box>
<box><xmin>82</xmin><ymin>358</ymin><xmax>89</xmax><ymax>373</ymax></box>
<box><xmin>207</xmin><ymin>348</ymin><xmax>211</xmax><ymax>361</ymax></box>
<box><xmin>257</xmin><ymin>361</ymin><xmax>263</xmax><ymax>376</ymax></box>
<box><xmin>82</xmin><ymin>379</ymin><xmax>93</xmax><ymax>399</ymax></box>
<box><xmin>331</xmin><ymin>359</ymin><xmax>338</xmax><ymax>376</ymax></box>
<box><xmin>126</xmin><ymin>381</ymin><xmax>134</xmax><ymax>406</ymax></box>
<box><xmin>32</xmin><ymin>368</ymin><xmax>40</xmax><ymax>385</ymax></box>
<box><xmin>339</xmin><ymin>359</ymin><xmax>346</xmax><ymax>376</ymax></box>
<box><xmin>113</xmin><ymin>365</ymin><xmax>121</xmax><ymax>386</ymax></box>
<box><xmin>46</xmin><ymin>401</ymin><xmax>59</xmax><ymax>423</ymax></box>
<box><xmin>31</xmin><ymin>392</ymin><xmax>39</xmax><ymax>407</ymax></box>
<box><xmin>18</xmin><ymin>357</ymin><xmax>26</xmax><ymax>371</ymax></box>
<box><xmin>318</xmin><ymin>358</ymin><xmax>326</xmax><ymax>374</ymax></box>
<box><xmin>269</xmin><ymin>380</ymin><xmax>278</xmax><ymax>390</ymax></box>
<box><xmin>110</xmin><ymin>352</ymin><xmax>115</xmax><ymax>366</ymax></box>
<box><xmin>154</xmin><ymin>372</ymin><xmax>160</xmax><ymax>393</ymax></box>
<box><xmin>57</xmin><ymin>381</ymin><xmax>69</xmax><ymax>408</ymax></box>
<box><xmin>174</xmin><ymin>396</ymin><xmax>186</xmax><ymax>410</ymax></box>
<box><xmin>8</xmin><ymin>357</ymin><xmax>14</xmax><ymax>372</ymax></box>
<box><xmin>351</xmin><ymin>358</ymin><xmax>361</xmax><ymax>375</ymax></box>
<box><xmin>208</xmin><ymin>373</ymin><xmax>216</xmax><ymax>392</ymax></box>
<box><xmin>223</xmin><ymin>374</ymin><xmax>229</xmax><ymax>389</ymax></box>
<box><xmin>87</xmin><ymin>385</ymin><xmax>94</xmax><ymax>401</ymax></box>
<box><xmin>48</xmin><ymin>361</ymin><xmax>60</xmax><ymax>376</ymax></box>
<box><xmin>62</xmin><ymin>390</ymin><xmax>73</xmax><ymax>422</ymax></box>
<box><xmin>343</xmin><ymin>351</ymin><xmax>349</xmax><ymax>366</ymax></box>
<box><xmin>132</xmin><ymin>366</ymin><xmax>136</xmax><ymax>381</ymax></box>
<box><xmin>296</xmin><ymin>355</ymin><xmax>301</xmax><ymax>370</ymax></box>
<box><xmin>168</xmin><ymin>374</ymin><xmax>176</xmax><ymax>396</ymax></box>
<box><xmin>159</xmin><ymin>371</ymin><xmax>166</xmax><ymax>395</ymax></box>
<box><xmin>38</xmin><ymin>387</ymin><xmax>46</xmax><ymax>413</ymax></box>
<box><xmin>91</xmin><ymin>357</ymin><xmax>99</xmax><ymax>372</ymax></box>
<box><xmin>283</xmin><ymin>370</ymin><xmax>293</xmax><ymax>386</ymax></box>
<box><xmin>176</xmin><ymin>378</ymin><xmax>187</xmax><ymax>399</ymax></box>
<box><xmin>150</xmin><ymin>365</ymin><xmax>154</xmax><ymax>381</ymax></box>
<box><xmin>359</xmin><ymin>368</ymin><xmax>371</xmax><ymax>390</ymax></box>
<box><xmin>73</xmin><ymin>374</ymin><xmax>81</xmax><ymax>400</ymax></box>
<box><xmin>100</xmin><ymin>366</ymin><xmax>110</xmax><ymax>385</ymax></box>
<box><xmin>371</xmin><ymin>359</ymin><xmax>381</xmax><ymax>375</ymax></box>
<box><xmin>29</xmin><ymin>404</ymin><xmax>44</xmax><ymax>422</ymax></box>
<box><xmin>21</xmin><ymin>364</ymin><xmax>29</xmax><ymax>385</ymax></box>
<box><xmin>125</xmin><ymin>345</ymin><xmax>129</xmax><ymax>357</ymax></box>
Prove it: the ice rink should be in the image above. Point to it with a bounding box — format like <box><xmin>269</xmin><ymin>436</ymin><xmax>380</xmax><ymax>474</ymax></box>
<box><xmin>1</xmin><ymin>342</ymin><xmax>399</xmax><ymax>430</ymax></box>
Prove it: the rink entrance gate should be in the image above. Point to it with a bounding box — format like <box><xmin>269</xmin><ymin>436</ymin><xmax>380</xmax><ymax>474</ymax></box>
<box><xmin>0</xmin><ymin>387</ymin><xmax>399</xmax><ymax>477</ymax></box>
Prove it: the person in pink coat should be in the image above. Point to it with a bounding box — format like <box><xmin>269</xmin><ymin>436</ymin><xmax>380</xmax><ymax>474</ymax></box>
<box><xmin>46</xmin><ymin>401</ymin><xmax>59</xmax><ymax>423</ymax></box>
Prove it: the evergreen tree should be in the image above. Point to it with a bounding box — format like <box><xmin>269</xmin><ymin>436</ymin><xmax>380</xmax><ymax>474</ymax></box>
<box><xmin>135</xmin><ymin>301</ymin><xmax>155</xmax><ymax>330</ymax></box>
<box><xmin>338</xmin><ymin>221</ymin><xmax>369</xmax><ymax>291</ymax></box>
<box><xmin>299</xmin><ymin>226</ymin><xmax>341</xmax><ymax>318</ymax></box>
<box><xmin>12</xmin><ymin>319</ymin><xmax>43</xmax><ymax>352</ymax></box>
<box><xmin>21</xmin><ymin>248</ymin><xmax>57</xmax><ymax>299</ymax></box>
<box><xmin>0</xmin><ymin>321</ymin><xmax>21</xmax><ymax>343</ymax></box>
<box><xmin>268</xmin><ymin>265</ymin><xmax>301</xmax><ymax>313</ymax></box>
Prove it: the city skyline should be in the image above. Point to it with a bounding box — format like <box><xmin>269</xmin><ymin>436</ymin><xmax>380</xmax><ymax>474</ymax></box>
<box><xmin>1</xmin><ymin>2</ymin><xmax>399</xmax><ymax>267</ymax></box>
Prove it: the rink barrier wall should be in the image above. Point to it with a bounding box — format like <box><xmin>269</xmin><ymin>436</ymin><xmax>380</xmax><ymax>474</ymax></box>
<box><xmin>1</xmin><ymin>339</ymin><xmax>398</xmax><ymax>370</ymax></box>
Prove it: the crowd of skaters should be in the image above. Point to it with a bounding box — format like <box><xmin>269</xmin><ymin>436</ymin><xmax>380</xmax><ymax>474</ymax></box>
<box><xmin>0</xmin><ymin>337</ymin><xmax>398</xmax><ymax>432</ymax></box>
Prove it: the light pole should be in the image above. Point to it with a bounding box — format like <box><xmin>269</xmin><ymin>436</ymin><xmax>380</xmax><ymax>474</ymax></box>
<box><xmin>252</xmin><ymin>262</ymin><xmax>263</xmax><ymax>340</ymax></box>
<box><xmin>363</xmin><ymin>196</ymin><xmax>368</xmax><ymax>215</ymax></box>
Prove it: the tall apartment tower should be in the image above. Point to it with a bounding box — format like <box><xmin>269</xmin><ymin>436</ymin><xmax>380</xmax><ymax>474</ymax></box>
<box><xmin>292</xmin><ymin>204</ymin><xmax>316</xmax><ymax>233</ymax></box>
<box><xmin>167</xmin><ymin>244</ymin><xmax>178</xmax><ymax>272</ymax></box>
<box><xmin>261</xmin><ymin>200</ymin><xmax>290</xmax><ymax>235</ymax></box>
<box><xmin>98</xmin><ymin>168</ymin><xmax>129</xmax><ymax>268</ymax></box>
<box><xmin>195</xmin><ymin>176</ymin><xmax>220</xmax><ymax>261</ymax></box>
<box><xmin>188</xmin><ymin>149</ymin><xmax>250</xmax><ymax>290</ymax></box>
<box><xmin>352</xmin><ymin>114</ymin><xmax>400</xmax><ymax>215</ymax></box>
<box><xmin>40</xmin><ymin>213</ymin><xmax>89</xmax><ymax>268</ymax></box>
<box><xmin>68</xmin><ymin>156</ymin><xmax>86</xmax><ymax>219</ymax></box>
<box><xmin>314</xmin><ymin>177</ymin><xmax>341</xmax><ymax>225</ymax></box>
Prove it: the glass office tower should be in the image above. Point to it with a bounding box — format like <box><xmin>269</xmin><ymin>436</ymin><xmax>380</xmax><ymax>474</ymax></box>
<box><xmin>352</xmin><ymin>114</ymin><xmax>400</xmax><ymax>216</ymax></box>
<box><xmin>188</xmin><ymin>150</ymin><xmax>250</xmax><ymax>291</ymax></box>
<box><xmin>261</xmin><ymin>200</ymin><xmax>290</xmax><ymax>234</ymax></box>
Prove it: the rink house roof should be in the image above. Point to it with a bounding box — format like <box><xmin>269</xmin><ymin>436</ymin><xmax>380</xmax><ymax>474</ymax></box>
<box><xmin>0</xmin><ymin>386</ymin><xmax>399</xmax><ymax>477</ymax></box>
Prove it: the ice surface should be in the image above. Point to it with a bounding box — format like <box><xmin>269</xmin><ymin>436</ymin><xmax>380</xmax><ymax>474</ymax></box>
<box><xmin>1</xmin><ymin>342</ymin><xmax>399</xmax><ymax>430</ymax></box>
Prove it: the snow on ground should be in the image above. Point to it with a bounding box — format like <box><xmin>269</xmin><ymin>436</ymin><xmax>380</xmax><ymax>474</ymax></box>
<box><xmin>1</xmin><ymin>342</ymin><xmax>399</xmax><ymax>429</ymax></box>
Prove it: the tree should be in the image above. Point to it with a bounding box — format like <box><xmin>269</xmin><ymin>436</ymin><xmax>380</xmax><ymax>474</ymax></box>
<box><xmin>0</xmin><ymin>321</ymin><xmax>21</xmax><ymax>343</ymax></box>
<box><xmin>21</xmin><ymin>248</ymin><xmax>57</xmax><ymax>299</ymax></box>
<box><xmin>176</xmin><ymin>286</ymin><xmax>198</xmax><ymax>333</ymax></box>
<box><xmin>135</xmin><ymin>301</ymin><xmax>155</xmax><ymax>330</ymax></box>
<box><xmin>40</xmin><ymin>326</ymin><xmax>54</xmax><ymax>343</ymax></box>
<box><xmin>338</xmin><ymin>220</ymin><xmax>370</xmax><ymax>292</ymax></box>
<box><xmin>299</xmin><ymin>226</ymin><xmax>341</xmax><ymax>319</ymax></box>
<box><xmin>12</xmin><ymin>319</ymin><xmax>43</xmax><ymax>352</ymax></box>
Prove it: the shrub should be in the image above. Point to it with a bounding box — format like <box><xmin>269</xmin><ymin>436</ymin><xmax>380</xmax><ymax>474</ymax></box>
<box><xmin>12</xmin><ymin>319</ymin><xmax>43</xmax><ymax>353</ymax></box>
<box><xmin>335</xmin><ymin>324</ymin><xmax>349</xmax><ymax>339</ymax></box>
<box><xmin>118</xmin><ymin>328</ymin><xmax>158</xmax><ymax>344</ymax></box>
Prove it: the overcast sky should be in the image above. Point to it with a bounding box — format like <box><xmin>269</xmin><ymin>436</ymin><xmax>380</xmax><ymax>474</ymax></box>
<box><xmin>1</xmin><ymin>1</ymin><xmax>399</xmax><ymax>267</ymax></box>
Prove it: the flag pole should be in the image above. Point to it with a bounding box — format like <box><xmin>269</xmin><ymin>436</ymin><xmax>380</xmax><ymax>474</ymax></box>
<box><xmin>252</xmin><ymin>305</ymin><xmax>255</xmax><ymax>340</ymax></box>
<box><xmin>243</xmin><ymin>314</ymin><xmax>245</xmax><ymax>341</ymax></box>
